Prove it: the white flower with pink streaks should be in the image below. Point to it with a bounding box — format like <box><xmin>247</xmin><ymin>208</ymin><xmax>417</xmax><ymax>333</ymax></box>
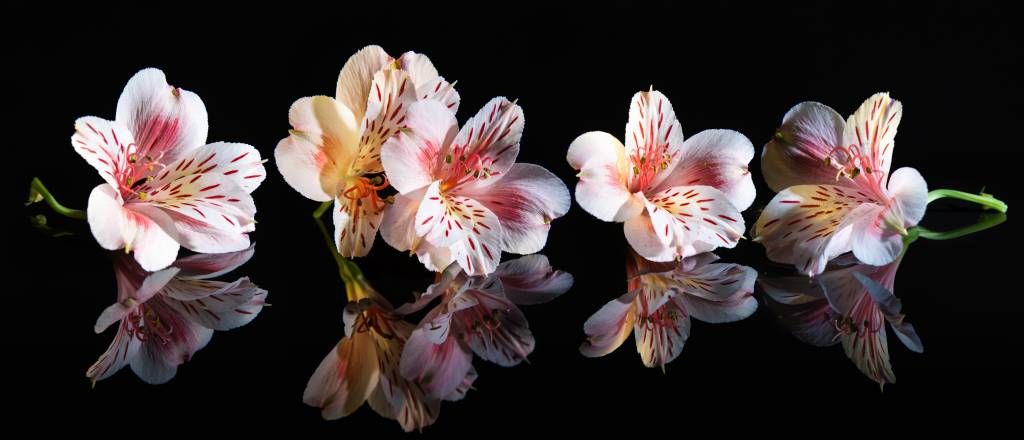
<box><xmin>396</xmin><ymin>255</ymin><xmax>572</xmax><ymax>399</ymax></box>
<box><xmin>380</xmin><ymin>97</ymin><xmax>570</xmax><ymax>275</ymax></box>
<box><xmin>275</xmin><ymin>45</ymin><xmax>459</xmax><ymax>258</ymax></box>
<box><xmin>72</xmin><ymin>68</ymin><xmax>265</xmax><ymax>271</ymax></box>
<box><xmin>567</xmin><ymin>89</ymin><xmax>755</xmax><ymax>261</ymax></box>
<box><xmin>88</xmin><ymin>246</ymin><xmax>267</xmax><ymax>385</ymax></box>
<box><xmin>752</xmin><ymin>93</ymin><xmax>928</xmax><ymax>275</ymax></box>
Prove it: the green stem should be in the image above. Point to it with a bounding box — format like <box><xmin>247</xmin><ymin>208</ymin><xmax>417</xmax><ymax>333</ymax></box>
<box><xmin>912</xmin><ymin>212</ymin><xmax>1007</xmax><ymax>241</ymax></box>
<box><xmin>28</xmin><ymin>178</ymin><xmax>87</xmax><ymax>220</ymax></box>
<box><xmin>314</xmin><ymin>215</ymin><xmax>362</xmax><ymax>284</ymax></box>
<box><xmin>312</xmin><ymin>201</ymin><xmax>332</xmax><ymax>219</ymax></box>
<box><xmin>927</xmin><ymin>189</ymin><xmax>1008</xmax><ymax>213</ymax></box>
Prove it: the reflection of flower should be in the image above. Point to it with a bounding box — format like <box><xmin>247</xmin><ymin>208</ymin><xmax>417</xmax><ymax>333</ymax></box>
<box><xmin>88</xmin><ymin>247</ymin><xmax>266</xmax><ymax>385</ymax></box>
<box><xmin>753</xmin><ymin>93</ymin><xmax>928</xmax><ymax>275</ymax></box>
<box><xmin>276</xmin><ymin>46</ymin><xmax>459</xmax><ymax>258</ymax></box>
<box><xmin>567</xmin><ymin>89</ymin><xmax>755</xmax><ymax>261</ymax></box>
<box><xmin>381</xmin><ymin>98</ymin><xmax>570</xmax><ymax>275</ymax></box>
<box><xmin>581</xmin><ymin>251</ymin><xmax>757</xmax><ymax>368</ymax></box>
<box><xmin>397</xmin><ymin>255</ymin><xmax>573</xmax><ymax>398</ymax></box>
<box><xmin>303</xmin><ymin>278</ymin><xmax>474</xmax><ymax>432</ymax></box>
<box><xmin>73</xmin><ymin>68</ymin><xmax>265</xmax><ymax>271</ymax></box>
<box><xmin>761</xmin><ymin>255</ymin><xmax>923</xmax><ymax>386</ymax></box>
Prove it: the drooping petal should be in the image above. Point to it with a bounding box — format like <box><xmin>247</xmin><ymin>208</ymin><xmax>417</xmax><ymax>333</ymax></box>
<box><xmin>115</xmin><ymin>68</ymin><xmax>208</xmax><ymax>164</ymax></box>
<box><xmin>399</xmin><ymin>325</ymin><xmax>473</xmax><ymax>400</ymax></box>
<box><xmin>494</xmin><ymin>254</ymin><xmax>574</xmax><ymax>305</ymax></box>
<box><xmin>275</xmin><ymin>96</ymin><xmax>361</xmax><ymax>201</ymax></box>
<box><xmin>886</xmin><ymin>167</ymin><xmax>928</xmax><ymax>227</ymax></box>
<box><xmin>128</xmin><ymin>298</ymin><xmax>214</xmax><ymax>384</ymax></box>
<box><xmin>336</xmin><ymin>45</ymin><xmax>392</xmax><ymax>120</ymax></box>
<box><xmin>657</xmin><ymin>129</ymin><xmax>756</xmax><ymax>211</ymax></box>
<box><xmin>580</xmin><ymin>291</ymin><xmax>638</xmax><ymax>357</ymax></box>
<box><xmin>304</xmin><ymin>333</ymin><xmax>380</xmax><ymax>420</ymax></box>
<box><xmin>634</xmin><ymin>295</ymin><xmax>690</xmax><ymax>368</ymax></box>
<box><xmin>87</xmin><ymin>319</ymin><xmax>142</xmax><ymax>383</ymax></box>
<box><xmin>356</xmin><ymin>68</ymin><xmax>418</xmax><ymax>174</ymax></box>
<box><xmin>761</xmin><ymin>101</ymin><xmax>846</xmax><ymax>191</ymax></box>
<box><xmin>752</xmin><ymin>184</ymin><xmax>877</xmax><ymax>275</ymax></box>
<box><xmin>842</xmin><ymin>93</ymin><xmax>902</xmax><ymax>178</ymax></box>
<box><xmin>334</xmin><ymin>193</ymin><xmax>385</xmax><ymax>258</ymax></box>
<box><xmin>173</xmin><ymin>245</ymin><xmax>255</xmax><ymax>280</ymax></box>
<box><xmin>566</xmin><ymin>131</ymin><xmax>642</xmax><ymax>222</ymax></box>
<box><xmin>442</xmin><ymin>97</ymin><xmax>524</xmax><ymax>192</ymax></box>
<box><xmin>396</xmin><ymin>51</ymin><xmax>460</xmax><ymax>112</ymax></box>
<box><xmin>72</xmin><ymin>117</ymin><xmax>138</xmax><ymax>191</ymax></box>
<box><xmin>462</xmin><ymin>163</ymin><xmax>570</xmax><ymax>255</ymax></box>
<box><xmin>163</xmin><ymin>278</ymin><xmax>267</xmax><ymax>331</ymax></box>
<box><xmin>380</xmin><ymin>100</ymin><xmax>459</xmax><ymax>194</ymax></box>
<box><xmin>623</xmin><ymin>89</ymin><xmax>686</xmax><ymax>192</ymax></box>
<box><xmin>674</xmin><ymin>261</ymin><xmax>758</xmax><ymax>324</ymax></box>
<box><xmin>457</xmin><ymin>290</ymin><xmax>535</xmax><ymax>366</ymax></box>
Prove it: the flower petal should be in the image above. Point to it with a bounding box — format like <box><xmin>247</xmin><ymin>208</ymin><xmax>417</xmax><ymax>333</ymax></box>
<box><xmin>183</xmin><ymin>142</ymin><xmax>265</xmax><ymax>193</ymax></box>
<box><xmin>760</xmin><ymin>276</ymin><xmax>839</xmax><ymax>347</ymax></box>
<box><xmin>87</xmin><ymin>320</ymin><xmax>141</xmax><ymax>383</ymax></box>
<box><xmin>462</xmin><ymin>163</ymin><xmax>570</xmax><ymax>255</ymax></box>
<box><xmin>852</xmin><ymin>271</ymin><xmax>923</xmax><ymax>353</ymax></box>
<box><xmin>849</xmin><ymin>203</ymin><xmax>904</xmax><ymax>266</ymax></box>
<box><xmin>842</xmin><ymin>93</ymin><xmax>902</xmax><ymax>179</ymax></box>
<box><xmin>580</xmin><ymin>291</ymin><xmax>638</xmax><ymax>358</ymax></box>
<box><xmin>415</xmin><ymin>183</ymin><xmax>503</xmax><ymax>275</ymax></box>
<box><xmin>334</xmin><ymin>193</ymin><xmax>385</xmax><ymax>258</ymax></box>
<box><xmin>122</xmin><ymin>205</ymin><xmax>181</xmax><ymax>272</ymax></box>
<box><xmin>761</xmin><ymin>101</ymin><xmax>846</xmax><ymax>192</ymax></box>
<box><xmin>335</xmin><ymin>45</ymin><xmax>392</xmax><ymax>120</ymax></box>
<box><xmin>634</xmin><ymin>295</ymin><xmax>690</xmax><ymax>368</ymax></box>
<box><xmin>631</xmin><ymin>185</ymin><xmax>745</xmax><ymax>261</ymax></box>
<box><xmin>444</xmin><ymin>97</ymin><xmax>524</xmax><ymax>192</ymax></box>
<box><xmin>397</xmin><ymin>51</ymin><xmax>460</xmax><ymax>112</ymax></box>
<box><xmin>276</xmin><ymin>96</ymin><xmax>361</xmax><ymax>201</ymax></box>
<box><xmin>458</xmin><ymin>290</ymin><xmax>535</xmax><ymax>366</ymax></box>
<box><xmin>379</xmin><ymin>190</ymin><xmax>455</xmax><ymax>272</ymax></box>
<box><xmin>304</xmin><ymin>333</ymin><xmax>380</xmax><ymax>420</ymax></box>
<box><xmin>399</xmin><ymin>324</ymin><xmax>473</xmax><ymax>400</ymax></box>
<box><xmin>886</xmin><ymin>167</ymin><xmax>928</xmax><ymax>227</ymax></box>
<box><xmin>163</xmin><ymin>278</ymin><xmax>267</xmax><ymax>331</ymax></box>
<box><xmin>87</xmin><ymin>184</ymin><xmax>128</xmax><ymax>250</ymax></box>
<box><xmin>624</xmin><ymin>90</ymin><xmax>686</xmax><ymax>191</ymax></box>
<box><xmin>752</xmin><ymin>184</ymin><xmax>877</xmax><ymax>276</ymax></box>
<box><xmin>369</xmin><ymin>322</ymin><xmax>441</xmax><ymax>432</ymax></box>
<box><xmin>495</xmin><ymin>254</ymin><xmax>574</xmax><ymax>305</ymax></box>
<box><xmin>115</xmin><ymin>68</ymin><xmax>208</xmax><ymax>164</ymax></box>
<box><xmin>567</xmin><ymin>131</ymin><xmax>641</xmax><ymax>222</ymax></box>
<box><xmin>380</xmin><ymin>99</ymin><xmax>459</xmax><ymax>194</ymax></box>
<box><xmin>128</xmin><ymin>298</ymin><xmax>213</xmax><ymax>384</ymax></box>
<box><xmin>658</xmin><ymin>129</ymin><xmax>756</xmax><ymax>211</ymax></box>
<box><xmin>675</xmin><ymin>260</ymin><xmax>758</xmax><ymax>324</ymax></box>
<box><xmin>72</xmin><ymin>118</ymin><xmax>137</xmax><ymax>191</ymax></box>
<box><xmin>356</xmin><ymin>68</ymin><xmax>418</xmax><ymax>174</ymax></box>
<box><xmin>172</xmin><ymin>246</ymin><xmax>255</xmax><ymax>280</ymax></box>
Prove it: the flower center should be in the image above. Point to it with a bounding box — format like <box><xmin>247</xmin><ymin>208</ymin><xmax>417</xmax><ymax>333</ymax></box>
<box><xmin>629</xmin><ymin>139</ymin><xmax>674</xmax><ymax>192</ymax></box>
<box><xmin>341</xmin><ymin>175</ymin><xmax>390</xmax><ymax>212</ymax></box>
<box><xmin>440</xmin><ymin>147</ymin><xmax>497</xmax><ymax>192</ymax></box>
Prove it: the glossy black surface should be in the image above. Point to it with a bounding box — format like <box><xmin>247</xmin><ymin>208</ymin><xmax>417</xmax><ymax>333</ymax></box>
<box><xmin>9</xmin><ymin>2</ymin><xmax>1021</xmax><ymax>433</ymax></box>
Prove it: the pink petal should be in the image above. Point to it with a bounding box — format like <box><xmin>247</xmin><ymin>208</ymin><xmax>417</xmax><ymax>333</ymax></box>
<box><xmin>304</xmin><ymin>334</ymin><xmax>380</xmax><ymax>420</ymax></box>
<box><xmin>567</xmin><ymin>131</ymin><xmax>642</xmax><ymax>222</ymax></box>
<box><xmin>886</xmin><ymin>167</ymin><xmax>928</xmax><ymax>227</ymax></box>
<box><xmin>128</xmin><ymin>297</ymin><xmax>214</xmax><ymax>384</ymax></box>
<box><xmin>335</xmin><ymin>45</ymin><xmax>392</xmax><ymax>119</ymax></box>
<box><xmin>443</xmin><ymin>97</ymin><xmax>524</xmax><ymax>192</ymax></box>
<box><xmin>334</xmin><ymin>193</ymin><xmax>385</xmax><ymax>258</ymax></box>
<box><xmin>658</xmin><ymin>129</ymin><xmax>756</xmax><ymax>211</ymax></box>
<box><xmin>369</xmin><ymin>321</ymin><xmax>441</xmax><ymax>432</ymax></box>
<box><xmin>495</xmin><ymin>254</ymin><xmax>574</xmax><ymax>305</ymax></box>
<box><xmin>634</xmin><ymin>295</ymin><xmax>690</xmax><ymax>368</ymax></box>
<box><xmin>415</xmin><ymin>182</ymin><xmax>504</xmax><ymax>275</ymax></box>
<box><xmin>628</xmin><ymin>185</ymin><xmax>745</xmax><ymax>261</ymax></box>
<box><xmin>275</xmin><ymin>96</ymin><xmax>361</xmax><ymax>201</ymax></box>
<box><xmin>115</xmin><ymin>68</ymin><xmax>209</xmax><ymax>164</ymax></box>
<box><xmin>172</xmin><ymin>246</ymin><xmax>255</xmax><ymax>280</ymax></box>
<box><xmin>380</xmin><ymin>100</ymin><xmax>458</xmax><ymax>194</ymax></box>
<box><xmin>356</xmin><ymin>68</ymin><xmax>418</xmax><ymax>175</ymax></box>
<box><xmin>841</xmin><ymin>93</ymin><xmax>902</xmax><ymax>179</ymax></box>
<box><xmin>624</xmin><ymin>90</ymin><xmax>686</xmax><ymax>192</ymax></box>
<box><xmin>674</xmin><ymin>261</ymin><xmax>757</xmax><ymax>324</ymax></box>
<box><xmin>849</xmin><ymin>203</ymin><xmax>904</xmax><ymax>266</ymax></box>
<box><xmin>461</xmin><ymin>163</ymin><xmax>570</xmax><ymax>255</ymax></box>
<box><xmin>399</xmin><ymin>325</ymin><xmax>473</xmax><ymax>399</ymax></box>
<box><xmin>163</xmin><ymin>277</ymin><xmax>267</xmax><ymax>331</ymax></box>
<box><xmin>396</xmin><ymin>50</ymin><xmax>460</xmax><ymax>112</ymax></box>
<box><xmin>580</xmin><ymin>291</ymin><xmax>638</xmax><ymax>358</ymax></box>
<box><xmin>86</xmin><ymin>320</ymin><xmax>141</xmax><ymax>383</ymax></box>
<box><xmin>761</xmin><ymin>101</ymin><xmax>846</xmax><ymax>192</ymax></box>
<box><xmin>457</xmin><ymin>290</ymin><xmax>534</xmax><ymax>366</ymax></box>
<box><xmin>186</xmin><ymin>142</ymin><xmax>265</xmax><ymax>193</ymax></box>
<box><xmin>72</xmin><ymin>117</ymin><xmax>137</xmax><ymax>191</ymax></box>
<box><xmin>379</xmin><ymin>190</ymin><xmax>455</xmax><ymax>272</ymax></box>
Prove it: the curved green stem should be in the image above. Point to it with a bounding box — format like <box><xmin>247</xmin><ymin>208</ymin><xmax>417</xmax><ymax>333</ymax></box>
<box><xmin>314</xmin><ymin>215</ymin><xmax>365</xmax><ymax>291</ymax></box>
<box><xmin>312</xmin><ymin>201</ymin><xmax>332</xmax><ymax>219</ymax></box>
<box><xmin>28</xmin><ymin>177</ymin><xmax>86</xmax><ymax>220</ymax></box>
<box><xmin>912</xmin><ymin>212</ymin><xmax>1007</xmax><ymax>241</ymax></box>
<box><xmin>927</xmin><ymin>189</ymin><xmax>1008</xmax><ymax>213</ymax></box>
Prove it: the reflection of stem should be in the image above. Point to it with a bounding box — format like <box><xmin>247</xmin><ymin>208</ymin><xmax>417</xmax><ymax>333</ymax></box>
<box><xmin>312</xmin><ymin>201</ymin><xmax>332</xmax><ymax>219</ymax></box>
<box><xmin>912</xmin><ymin>212</ymin><xmax>1007</xmax><ymax>241</ymax></box>
<box><xmin>314</xmin><ymin>216</ymin><xmax>364</xmax><ymax>302</ymax></box>
<box><xmin>28</xmin><ymin>178</ymin><xmax>87</xmax><ymax>220</ymax></box>
<box><xmin>927</xmin><ymin>189</ymin><xmax>1008</xmax><ymax>213</ymax></box>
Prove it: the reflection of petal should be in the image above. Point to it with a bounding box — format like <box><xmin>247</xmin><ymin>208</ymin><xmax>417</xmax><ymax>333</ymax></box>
<box><xmin>760</xmin><ymin>276</ymin><xmax>839</xmax><ymax>348</ymax></box>
<box><xmin>634</xmin><ymin>295</ymin><xmax>690</xmax><ymax>368</ymax></box>
<box><xmin>580</xmin><ymin>292</ymin><xmax>638</xmax><ymax>358</ymax></box>
<box><xmin>494</xmin><ymin>254</ymin><xmax>573</xmax><ymax>305</ymax></box>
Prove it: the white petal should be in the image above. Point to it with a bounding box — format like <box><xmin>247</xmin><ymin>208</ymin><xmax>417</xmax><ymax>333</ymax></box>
<box><xmin>886</xmin><ymin>167</ymin><xmax>928</xmax><ymax>227</ymax></box>
<box><xmin>842</xmin><ymin>93</ymin><xmax>902</xmax><ymax>178</ymax></box>
<box><xmin>336</xmin><ymin>45</ymin><xmax>393</xmax><ymax>120</ymax></box>
<box><xmin>276</xmin><ymin>96</ymin><xmax>361</xmax><ymax>201</ymax></box>
<box><xmin>334</xmin><ymin>194</ymin><xmax>385</xmax><ymax>258</ymax></box>
<box><xmin>115</xmin><ymin>68</ymin><xmax>209</xmax><ymax>163</ymax></box>
<box><xmin>761</xmin><ymin>101</ymin><xmax>846</xmax><ymax>191</ymax></box>
<box><xmin>380</xmin><ymin>100</ymin><xmax>458</xmax><ymax>194</ymax></box>
<box><xmin>567</xmin><ymin>131</ymin><xmax>641</xmax><ymax>222</ymax></box>
<box><xmin>72</xmin><ymin>118</ymin><xmax>137</xmax><ymax>191</ymax></box>
<box><xmin>624</xmin><ymin>89</ymin><xmax>686</xmax><ymax>191</ymax></box>
<box><xmin>87</xmin><ymin>184</ymin><xmax>127</xmax><ymax>250</ymax></box>
<box><xmin>658</xmin><ymin>129</ymin><xmax>756</xmax><ymax>211</ymax></box>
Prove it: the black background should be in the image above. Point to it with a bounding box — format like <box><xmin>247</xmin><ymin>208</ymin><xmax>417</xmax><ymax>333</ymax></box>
<box><xmin>8</xmin><ymin>1</ymin><xmax>1022</xmax><ymax>434</ymax></box>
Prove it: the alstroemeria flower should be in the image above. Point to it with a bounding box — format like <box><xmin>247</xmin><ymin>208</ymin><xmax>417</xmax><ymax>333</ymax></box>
<box><xmin>580</xmin><ymin>250</ymin><xmax>756</xmax><ymax>368</ymax></box>
<box><xmin>760</xmin><ymin>254</ymin><xmax>922</xmax><ymax>386</ymax></box>
<box><xmin>73</xmin><ymin>68</ymin><xmax>265</xmax><ymax>272</ymax></box>
<box><xmin>276</xmin><ymin>45</ymin><xmax>459</xmax><ymax>257</ymax></box>
<box><xmin>380</xmin><ymin>98</ymin><xmax>570</xmax><ymax>275</ymax></box>
<box><xmin>303</xmin><ymin>290</ymin><xmax>475</xmax><ymax>432</ymax></box>
<box><xmin>396</xmin><ymin>255</ymin><xmax>572</xmax><ymax>399</ymax></box>
<box><xmin>567</xmin><ymin>89</ymin><xmax>755</xmax><ymax>261</ymax></box>
<box><xmin>753</xmin><ymin>93</ymin><xmax>928</xmax><ymax>275</ymax></box>
<box><xmin>87</xmin><ymin>246</ymin><xmax>267</xmax><ymax>385</ymax></box>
